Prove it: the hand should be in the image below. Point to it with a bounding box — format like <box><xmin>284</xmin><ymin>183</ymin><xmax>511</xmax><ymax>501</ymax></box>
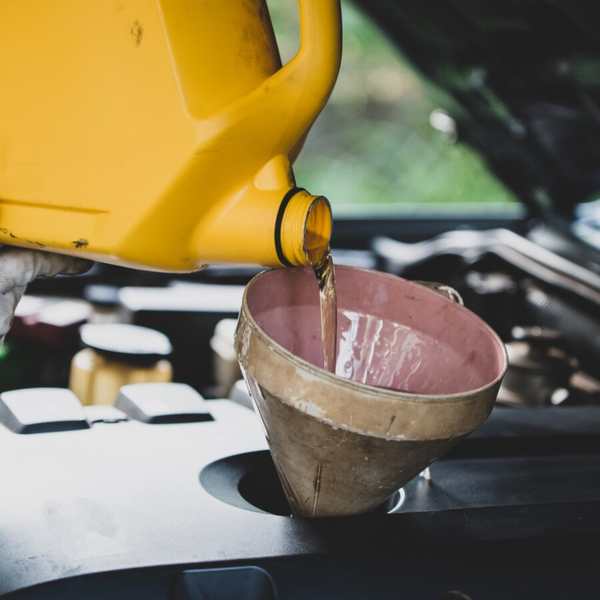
<box><xmin>0</xmin><ymin>247</ymin><xmax>92</xmax><ymax>346</ymax></box>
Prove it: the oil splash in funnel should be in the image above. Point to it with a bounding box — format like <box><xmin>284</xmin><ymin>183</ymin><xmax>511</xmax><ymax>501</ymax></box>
<box><xmin>235</xmin><ymin>266</ymin><xmax>507</xmax><ymax>517</ymax></box>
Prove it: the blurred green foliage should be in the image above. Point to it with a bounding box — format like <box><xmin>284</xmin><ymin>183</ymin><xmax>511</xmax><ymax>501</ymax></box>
<box><xmin>267</xmin><ymin>0</ymin><xmax>517</xmax><ymax>212</ymax></box>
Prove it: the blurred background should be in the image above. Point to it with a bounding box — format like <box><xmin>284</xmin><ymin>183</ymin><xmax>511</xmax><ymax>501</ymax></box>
<box><xmin>3</xmin><ymin>0</ymin><xmax>599</xmax><ymax>411</ymax></box>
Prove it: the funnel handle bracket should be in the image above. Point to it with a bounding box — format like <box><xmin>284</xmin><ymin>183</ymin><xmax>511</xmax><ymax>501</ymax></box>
<box><xmin>413</xmin><ymin>281</ymin><xmax>464</xmax><ymax>306</ymax></box>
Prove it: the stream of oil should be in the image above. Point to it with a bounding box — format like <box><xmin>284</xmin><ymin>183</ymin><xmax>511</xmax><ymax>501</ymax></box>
<box><xmin>310</xmin><ymin>250</ymin><xmax>337</xmax><ymax>373</ymax></box>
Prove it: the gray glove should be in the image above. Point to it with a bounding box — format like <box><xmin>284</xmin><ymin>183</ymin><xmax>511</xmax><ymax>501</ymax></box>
<box><xmin>0</xmin><ymin>247</ymin><xmax>92</xmax><ymax>346</ymax></box>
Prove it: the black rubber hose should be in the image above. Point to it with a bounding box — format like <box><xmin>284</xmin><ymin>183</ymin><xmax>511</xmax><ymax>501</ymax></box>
<box><xmin>525</xmin><ymin>286</ymin><xmax>600</xmax><ymax>370</ymax></box>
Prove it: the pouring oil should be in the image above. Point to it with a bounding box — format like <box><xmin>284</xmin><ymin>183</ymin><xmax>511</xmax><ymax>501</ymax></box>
<box><xmin>305</xmin><ymin>231</ymin><xmax>337</xmax><ymax>373</ymax></box>
<box><xmin>311</xmin><ymin>250</ymin><xmax>337</xmax><ymax>373</ymax></box>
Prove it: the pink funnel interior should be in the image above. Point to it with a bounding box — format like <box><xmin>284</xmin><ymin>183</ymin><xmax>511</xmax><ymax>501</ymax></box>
<box><xmin>246</xmin><ymin>266</ymin><xmax>506</xmax><ymax>395</ymax></box>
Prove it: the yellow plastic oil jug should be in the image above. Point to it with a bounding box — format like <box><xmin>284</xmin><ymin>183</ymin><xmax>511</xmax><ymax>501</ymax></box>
<box><xmin>0</xmin><ymin>0</ymin><xmax>341</xmax><ymax>271</ymax></box>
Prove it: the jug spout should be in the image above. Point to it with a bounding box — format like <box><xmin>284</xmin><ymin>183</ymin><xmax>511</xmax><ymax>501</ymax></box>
<box><xmin>193</xmin><ymin>184</ymin><xmax>332</xmax><ymax>268</ymax></box>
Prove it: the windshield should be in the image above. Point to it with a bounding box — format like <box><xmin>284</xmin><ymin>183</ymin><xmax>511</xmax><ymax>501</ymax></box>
<box><xmin>268</xmin><ymin>0</ymin><xmax>519</xmax><ymax>217</ymax></box>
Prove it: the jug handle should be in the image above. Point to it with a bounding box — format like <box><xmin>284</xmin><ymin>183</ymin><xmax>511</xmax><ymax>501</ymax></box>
<box><xmin>219</xmin><ymin>0</ymin><xmax>342</xmax><ymax>158</ymax></box>
<box><xmin>414</xmin><ymin>281</ymin><xmax>464</xmax><ymax>306</ymax></box>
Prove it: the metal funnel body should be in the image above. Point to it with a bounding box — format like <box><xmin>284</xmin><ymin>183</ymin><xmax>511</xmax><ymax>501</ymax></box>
<box><xmin>235</xmin><ymin>266</ymin><xmax>507</xmax><ymax>517</ymax></box>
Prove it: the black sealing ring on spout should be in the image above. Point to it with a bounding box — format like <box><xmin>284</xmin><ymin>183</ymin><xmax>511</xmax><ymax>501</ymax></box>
<box><xmin>274</xmin><ymin>186</ymin><xmax>305</xmax><ymax>267</ymax></box>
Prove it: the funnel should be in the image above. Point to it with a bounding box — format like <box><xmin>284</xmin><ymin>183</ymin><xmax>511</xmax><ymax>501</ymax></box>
<box><xmin>235</xmin><ymin>266</ymin><xmax>507</xmax><ymax>517</ymax></box>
